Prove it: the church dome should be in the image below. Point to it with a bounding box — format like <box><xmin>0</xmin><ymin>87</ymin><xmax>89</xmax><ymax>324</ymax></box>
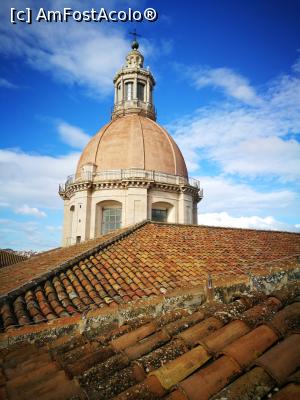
<box><xmin>76</xmin><ymin>114</ymin><xmax>188</xmax><ymax>178</ymax></box>
<box><xmin>60</xmin><ymin>38</ymin><xmax>202</xmax><ymax>247</ymax></box>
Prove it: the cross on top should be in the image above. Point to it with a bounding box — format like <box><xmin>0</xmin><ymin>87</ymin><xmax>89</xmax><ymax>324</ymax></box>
<box><xmin>129</xmin><ymin>29</ymin><xmax>141</xmax><ymax>42</ymax></box>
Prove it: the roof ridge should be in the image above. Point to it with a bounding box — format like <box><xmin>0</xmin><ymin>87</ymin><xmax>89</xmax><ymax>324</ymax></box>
<box><xmin>0</xmin><ymin>219</ymin><xmax>150</xmax><ymax>304</ymax></box>
<box><xmin>2</xmin><ymin>280</ymin><xmax>298</xmax><ymax>341</ymax></box>
<box><xmin>149</xmin><ymin>220</ymin><xmax>300</xmax><ymax>235</ymax></box>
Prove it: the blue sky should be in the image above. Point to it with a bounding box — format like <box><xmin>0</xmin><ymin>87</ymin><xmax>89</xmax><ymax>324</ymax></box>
<box><xmin>0</xmin><ymin>0</ymin><xmax>300</xmax><ymax>250</ymax></box>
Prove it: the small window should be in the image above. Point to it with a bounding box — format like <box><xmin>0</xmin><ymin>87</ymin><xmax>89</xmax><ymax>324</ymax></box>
<box><xmin>102</xmin><ymin>208</ymin><xmax>122</xmax><ymax>234</ymax></box>
<box><xmin>137</xmin><ymin>82</ymin><xmax>145</xmax><ymax>101</ymax></box>
<box><xmin>152</xmin><ymin>209</ymin><xmax>167</xmax><ymax>222</ymax></box>
<box><xmin>76</xmin><ymin>236</ymin><xmax>81</xmax><ymax>244</ymax></box>
<box><xmin>125</xmin><ymin>82</ymin><xmax>133</xmax><ymax>100</ymax></box>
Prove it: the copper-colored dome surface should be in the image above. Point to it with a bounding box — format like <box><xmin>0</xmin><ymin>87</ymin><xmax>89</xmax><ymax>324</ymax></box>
<box><xmin>76</xmin><ymin>114</ymin><xmax>188</xmax><ymax>177</ymax></box>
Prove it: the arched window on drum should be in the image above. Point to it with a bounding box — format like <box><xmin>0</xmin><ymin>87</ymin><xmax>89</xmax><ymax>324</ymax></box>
<box><xmin>125</xmin><ymin>81</ymin><xmax>133</xmax><ymax>101</ymax></box>
<box><xmin>137</xmin><ymin>81</ymin><xmax>145</xmax><ymax>101</ymax></box>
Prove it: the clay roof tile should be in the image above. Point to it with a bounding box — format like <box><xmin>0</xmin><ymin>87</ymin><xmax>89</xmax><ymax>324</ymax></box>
<box><xmin>177</xmin><ymin>317</ymin><xmax>224</xmax><ymax>348</ymax></box>
<box><xmin>112</xmin><ymin>375</ymin><xmax>166</xmax><ymax>400</ymax></box>
<box><xmin>211</xmin><ymin>366</ymin><xmax>276</xmax><ymax>400</ymax></box>
<box><xmin>124</xmin><ymin>330</ymin><xmax>170</xmax><ymax>361</ymax></box>
<box><xmin>239</xmin><ymin>296</ymin><xmax>282</xmax><ymax>328</ymax></box>
<box><xmin>268</xmin><ymin>302</ymin><xmax>300</xmax><ymax>337</ymax></box>
<box><xmin>200</xmin><ymin>319</ymin><xmax>250</xmax><ymax>354</ymax></box>
<box><xmin>270</xmin><ymin>383</ymin><xmax>300</xmax><ymax>400</ymax></box>
<box><xmin>179</xmin><ymin>355</ymin><xmax>241</xmax><ymax>400</ymax></box>
<box><xmin>222</xmin><ymin>324</ymin><xmax>278</xmax><ymax>369</ymax></box>
<box><xmin>150</xmin><ymin>345</ymin><xmax>210</xmax><ymax>390</ymax></box>
<box><xmin>111</xmin><ymin>322</ymin><xmax>157</xmax><ymax>352</ymax></box>
<box><xmin>136</xmin><ymin>338</ymin><xmax>188</xmax><ymax>374</ymax></box>
<box><xmin>165</xmin><ymin>390</ymin><xmax>189</xmax><ymax>400</ymax></box>
<box><xmin>0</xmin><ymin>224</ymin><xmax>300</xmax><ymax>399</ymax></box>
<box><xmin>255</xmin><ymin>334</ymin><xmax>300</xmax><ymax>385</ymax></box>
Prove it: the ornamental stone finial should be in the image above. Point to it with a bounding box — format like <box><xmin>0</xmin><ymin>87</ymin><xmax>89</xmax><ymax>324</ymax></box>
<box><xmin>126</xmin><ymin>29</ymin><xmax>143</xmax><ymax>68</ymax></box>
<box><xmin>129</xmin><ymin>29</ymin><xmax>140</xmax><ymax>50</ymax></box>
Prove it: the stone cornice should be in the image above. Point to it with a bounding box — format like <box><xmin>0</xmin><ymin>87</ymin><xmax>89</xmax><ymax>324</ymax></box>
<box><xmin>59</xmin><ymin>179</ymin><xmax>201</xmax><ymax>201</ymax></box>
<box><xmin>113</xmin><ymin>67</ymin><xmax>155</xmax><ymax>85</ymax></box>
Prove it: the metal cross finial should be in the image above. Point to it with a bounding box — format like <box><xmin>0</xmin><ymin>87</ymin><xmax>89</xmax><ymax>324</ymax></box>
<box><xmin>129</xmin><ymin>29</ymin><xmax>141</xmax><ymax>42</ymax></box>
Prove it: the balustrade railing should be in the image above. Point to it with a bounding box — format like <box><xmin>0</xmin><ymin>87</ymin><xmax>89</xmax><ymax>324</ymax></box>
<box><xmin>59</xmin><ymin>169</ymin><xmax>201</xmax><ymax>193</ymax></box>
<box><xmin>112</xmin><ymin>100</ymin><xmax>157</xmax><ymax>118</ymax></box>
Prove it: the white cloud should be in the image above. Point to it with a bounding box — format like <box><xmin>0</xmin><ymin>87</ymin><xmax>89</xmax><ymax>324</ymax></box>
<box><xmin>199</xmin><ymin>176</ymin><xmax>296</xmax><ymax>214</ymax></box>
<box><xmin>195</xmin><ymin>176</ymin><xmax>299</xmax><ymax>233</ymax></box>
<box><xmin>0</xmin><ymin>1</ymin><xmax>134</xmax><ymax>97</ymax></box>
<box><xmin>0</xmin><ymin>0</ymin><xmax>162</xmax><ymax>98</ymax></box>
<box><xmin>171</xmin><ymin>57</ymin><xmax>300</xmax><ymax>181</ymax></box>
<box><xmin>195</xmin><ymin>67</ymin><xmax>260</xmax><ymax>105</ymax></box>
<box><xmin>0</xmin><ymin>78</ymin><xmax>18</xmax><ymax>89</ymax></box>
<box><xmin>0</xmin><ymin>218</ymin><xmax>60</xmax><ymax>251</ymax></box>
<box><xmin>212</xmin><ymin>136</ymin><xmax>300</xmax><ymax>181</ymax></box>
<box><xmin>198</xmin><ymin>211</ymin><xmax>300</xmax><ymax>232</ymax></box>
<box><xmin>0</xmin><ymin>149</ymin><xmax>79</xmax><ymax>209</ymax></box>
<box><xmin>57</xmin><ymin>121</ymin><xmax>90</xmax><ymax>149</ymax></box>
<box><xmin>15</xmin><ymin>204</ymin><xmax>46</xmax><ymax>218</ymax></box>
<box><xmin>46</xmin><ymin>225</ymin><xmax>62</xmax><ymax>231</ymax></box>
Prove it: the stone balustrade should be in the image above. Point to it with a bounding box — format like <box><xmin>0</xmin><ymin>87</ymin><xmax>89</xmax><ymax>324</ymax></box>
<box><xmin>59</xmin><ymin>168</ymin><xmax>202</xmax><ymax>194</ymax></box>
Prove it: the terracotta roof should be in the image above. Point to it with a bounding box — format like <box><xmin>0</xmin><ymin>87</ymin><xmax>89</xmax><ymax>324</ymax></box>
<box><xmin>0</xmin><ymin>281</ymin><xmax>299</xmax><ymax>400</ymax></box>
<box><xmin>0</xmin><ymin>221</ymin><xmax>299</xmax><ymax>331</ymax></box>
<box><xmin>0</xmin><ymin>251</ymin><xmax>27</xmax><ymax>269</ymax></box>
<box><xmin>0</xmin><ymin>224</ymin><xmax>136</xmax><ymax>296</ymax></box>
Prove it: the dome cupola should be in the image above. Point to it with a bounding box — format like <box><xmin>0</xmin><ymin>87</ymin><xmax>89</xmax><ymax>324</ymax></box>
<box><xmin>59</xmin><ymin>35</ymin><xmax>202</xmax><ymax>246</ymax></box>
<box><xmin>76</xmin><ymin>114</ymin><xmax>188</xmax><ymax>178</ymax></box>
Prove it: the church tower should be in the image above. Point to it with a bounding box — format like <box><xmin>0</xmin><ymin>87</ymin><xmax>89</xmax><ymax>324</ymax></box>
<box><xmin>59</xmin><ymin>38</ymin><xmax>203</xmax><ymax>246</ymax></box>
